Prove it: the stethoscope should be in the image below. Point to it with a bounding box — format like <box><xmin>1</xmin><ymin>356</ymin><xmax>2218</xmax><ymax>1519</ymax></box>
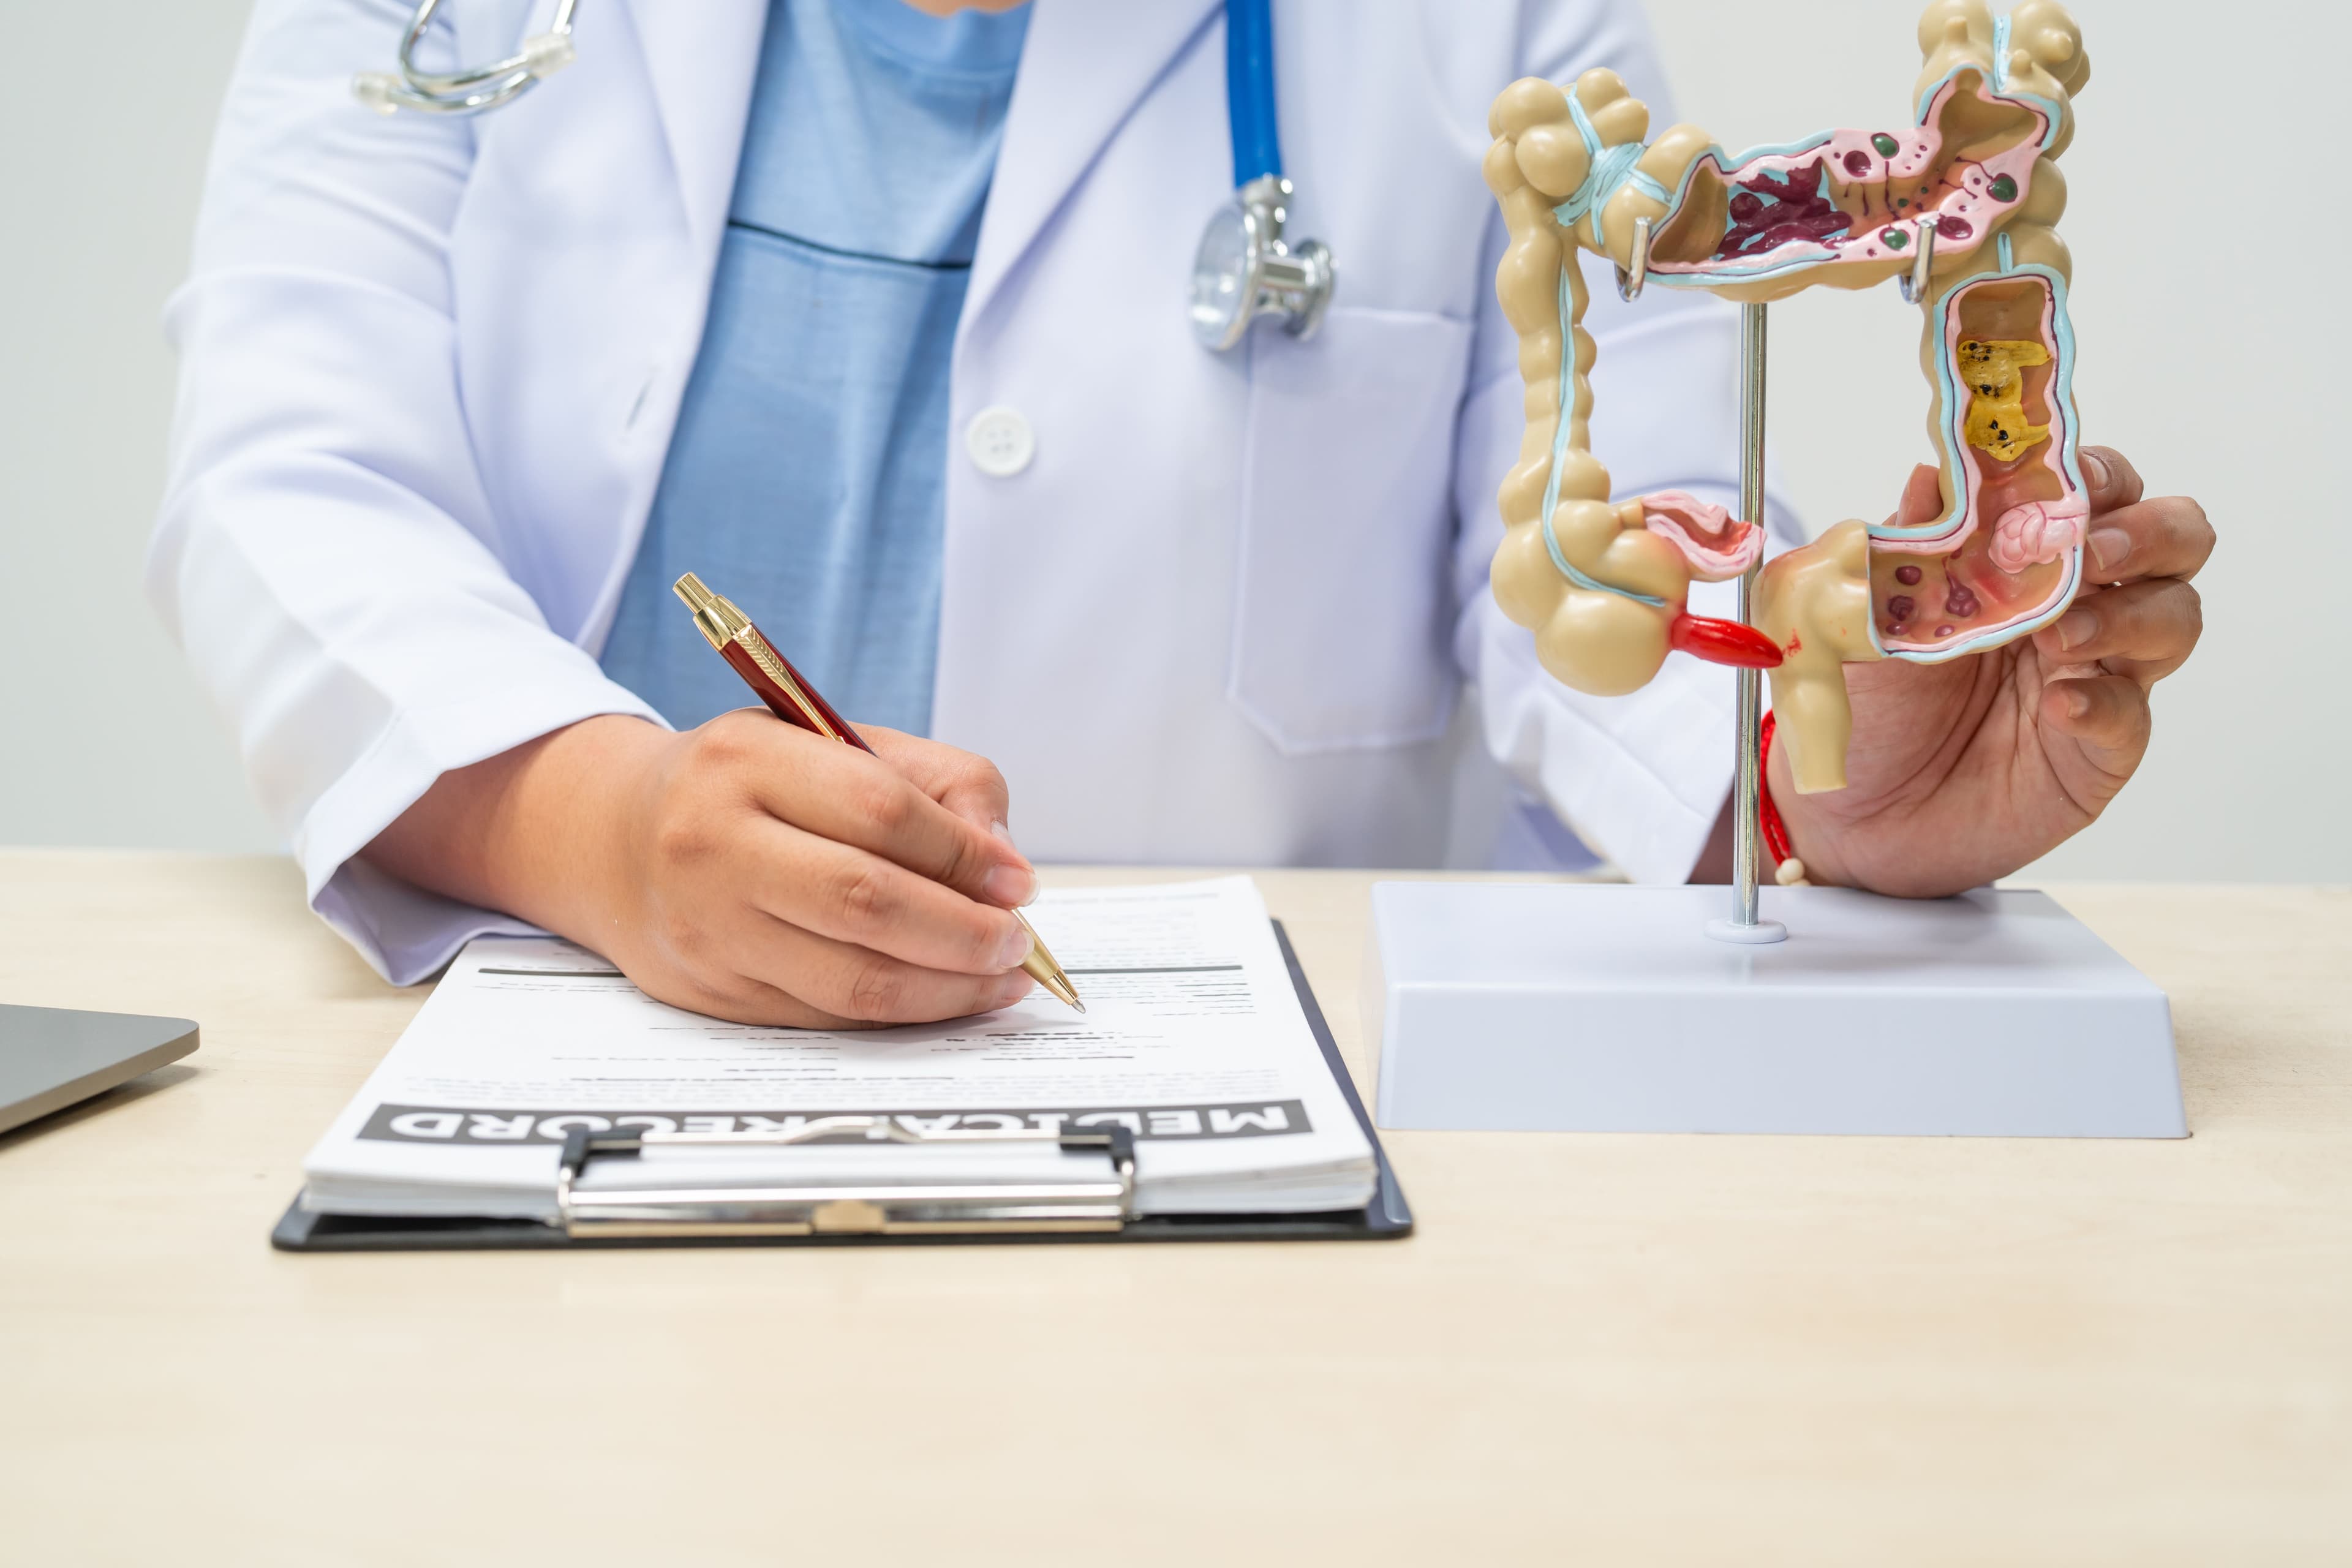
<box><xmin>352</xmin><ymin>0</ymin><xmax>1333</xmax><ymax>352</ymax></box>
<box><xmin>1185</xmin><ymin>0</ymin><xmax>1334</xmax><ymax>350</ymax></box>
<box><xmin>352</xmin><ymin>0</ymin><xmax>581</xmax><ymax>118</ymax></box>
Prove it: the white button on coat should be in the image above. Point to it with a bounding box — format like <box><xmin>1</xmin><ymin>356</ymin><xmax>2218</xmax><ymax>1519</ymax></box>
<box><xmin>964</xmin><ymin>405</ymin><xmax>1035</xmax><ymax>477</ymax></box>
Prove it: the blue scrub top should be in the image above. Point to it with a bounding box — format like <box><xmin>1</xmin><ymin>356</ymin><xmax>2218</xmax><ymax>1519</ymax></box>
<box><xmin>599</xmin><ymin>0</ymin><xmax>1031</xmax><ymax>735</ymax></box>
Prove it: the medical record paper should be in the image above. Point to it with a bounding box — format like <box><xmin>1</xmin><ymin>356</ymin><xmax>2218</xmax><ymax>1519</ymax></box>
<box><xmin>298</xmin><ymin>876</ymin><xmax>1376</xmax><ymax>1219</ymax></box>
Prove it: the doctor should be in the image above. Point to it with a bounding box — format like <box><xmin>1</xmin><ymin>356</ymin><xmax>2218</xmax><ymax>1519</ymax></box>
<box><xmin>154</xmin><ymin>0</ymin><xmax>2210</xmax><ymax>1027</ymax></box>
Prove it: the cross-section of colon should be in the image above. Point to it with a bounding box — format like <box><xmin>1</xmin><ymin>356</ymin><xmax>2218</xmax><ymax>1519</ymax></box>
<box><xmin>1875</xmin><ymin>271</ymin><xmax>2085</xmax><ymax>660</ymax></box>
<box><xmin>1476</xmin><ymin>0</ymin><xmax>2097</xmax><ymax>794</ymax></box>
<box><xmin>1642</xmin><ymin>40</ymin><xmax>2051</xmax><ymax>298</ymax></box>
<box><xmin>1637</xmin><ymin>21</ymin><xmax>2089</xmax><ymax>669</ymax></box>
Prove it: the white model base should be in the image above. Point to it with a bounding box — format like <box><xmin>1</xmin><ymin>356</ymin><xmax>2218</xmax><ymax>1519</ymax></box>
<box><xmin>1368</xmin><ymin>883</ymin><xmax>2183</xmax><ymax>1138</ymax></box>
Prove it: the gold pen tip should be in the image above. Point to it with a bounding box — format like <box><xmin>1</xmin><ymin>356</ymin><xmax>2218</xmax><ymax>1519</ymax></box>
<box><xmin>1027</xmin><ymin>968</ymin><xmax>1083</xmax><ymax>1012</ymax></box>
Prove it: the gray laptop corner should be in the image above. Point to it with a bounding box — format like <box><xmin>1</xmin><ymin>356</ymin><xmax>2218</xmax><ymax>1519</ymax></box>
<box><xmin>1</xmin><ymin>1006</ymin><xmax>200</xmax><ymax>1137</ymax></box>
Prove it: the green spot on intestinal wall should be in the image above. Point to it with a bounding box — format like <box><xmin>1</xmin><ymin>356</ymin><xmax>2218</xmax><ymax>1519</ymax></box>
<box><xmin>1989</xmin><ymin>173</ymin><xmax>2018</xmax><ymax>202</ymax></box>
<box><xmin>1871</xmin><ymin>132</ymin><xmax>1901</xmax><ymax>157</ymax></box>
<box><xmin>1883</xmin><ymin>228</ymin><xmax>1909</xmax><ymax>249</ymax></box>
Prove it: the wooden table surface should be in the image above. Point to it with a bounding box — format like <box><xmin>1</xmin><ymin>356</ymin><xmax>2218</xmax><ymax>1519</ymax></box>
<box><xmin>1</xmin><ymin>851</ymin><xmax>2345</xmax><ymax>1565</ymax></box>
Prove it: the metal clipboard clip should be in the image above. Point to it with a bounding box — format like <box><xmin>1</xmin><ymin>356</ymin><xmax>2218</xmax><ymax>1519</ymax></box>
<box><xmin>554</xmin><ymin>1116</ymin><xmax>1138</xmax><ymax>1239</ymax></box>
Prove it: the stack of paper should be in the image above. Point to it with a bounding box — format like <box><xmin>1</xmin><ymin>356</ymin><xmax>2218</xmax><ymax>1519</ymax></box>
<box><xmin>299</xmin><ymin>877</ymin><xmax>1377</xmax><ymax>1221</ymax></box>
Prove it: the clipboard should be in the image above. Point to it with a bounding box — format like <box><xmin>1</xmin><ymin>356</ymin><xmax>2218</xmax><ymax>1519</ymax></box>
<box><xmin>272</xmin><ymin>922</ymin><xmax>1412</xmax><ymax>1250</ymax></box>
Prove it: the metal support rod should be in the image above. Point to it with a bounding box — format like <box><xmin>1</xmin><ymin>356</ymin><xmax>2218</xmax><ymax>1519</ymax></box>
<box><xmin>1730</xmin><ymin>302</ymin><xmax>1770</xmax><ymax>929</ymax></box>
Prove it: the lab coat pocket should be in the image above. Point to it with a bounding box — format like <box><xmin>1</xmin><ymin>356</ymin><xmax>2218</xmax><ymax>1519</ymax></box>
<box><xmin>1231</xmin><ymin>306</ymin><xmax>1474</xmax><ymax>754</ymax></box>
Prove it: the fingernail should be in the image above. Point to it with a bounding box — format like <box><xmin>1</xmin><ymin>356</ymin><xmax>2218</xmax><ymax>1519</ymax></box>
<box><xmin>2088</xmin><ymin>527</ymin><xmax>2128</xmax><ymax>574</ymax></box>
<box><xmin>2062</xmin><ymin>687</ymin><xmax>2090</xmax><ymax>720</ymax></box>
<box><xmin>2054</xmin><ymin>608</ymin><xmax>2096</xmax><ymax>651</ymax></box>
<box><xmin>995</xmin><ymin>923</ymin><xmax>1035</xmax><ymax>971</ymax></box>
<box><xmin>2081</xmin><ymin>448</ymin><xmax>2112</xmax><ymax>490</ymax></box>
<box><xmin>990</xmin><ymin>971</ymin><xmax>1036</xmax><ymax>1008</ymax></box>
<box><xmin>983</xmin><ymin>862</ymin><xmax>1038</xmax><ymax>908</ymax></box>
<box><xmin>990</xmin><ymin>819</ymin><xmax>1015</xmax><ymax>844</ymax></box>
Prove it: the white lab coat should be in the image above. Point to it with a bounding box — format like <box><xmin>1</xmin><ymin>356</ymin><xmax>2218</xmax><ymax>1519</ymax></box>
<box><xmin>152</xmin><ymin>0</ymin><xmax>1789</xmax><ymax>984</ymax></box>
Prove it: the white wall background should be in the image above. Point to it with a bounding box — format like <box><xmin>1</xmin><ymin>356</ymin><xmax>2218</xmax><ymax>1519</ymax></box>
<box><xmin>0</xmin><ymin>0</ymin><xmax>2341</xmax><ymax>880</ymax></box>
<box><xmin>1</xmin><ymin>0</ymin><xmax>276</xmax><ymax>852</ymax></box>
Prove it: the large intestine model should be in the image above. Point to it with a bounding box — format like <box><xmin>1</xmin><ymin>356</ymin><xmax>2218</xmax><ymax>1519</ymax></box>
<box><xmin>1484</xmin><ymin>0</ymin><xmax>2091</xmax><ymax>807</ymax></box>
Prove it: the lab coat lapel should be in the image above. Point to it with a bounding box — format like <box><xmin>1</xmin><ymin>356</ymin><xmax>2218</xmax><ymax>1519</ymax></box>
<box><xmin>964</xmin><ymin>0</ymin><xmax>1223</xmax><ymax>332</ymax></box>
<box><xmin>618</xmin><ymin>0</ymin><xmax>769</xmax><ymax>254</ymax></box>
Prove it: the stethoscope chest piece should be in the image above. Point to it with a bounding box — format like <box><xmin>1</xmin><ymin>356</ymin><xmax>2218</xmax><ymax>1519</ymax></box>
<box><xmin>1191</xmin><ymin>0</ymin><xmax>1333</xmax><ymax>352</ymax></box>
<box><xmin>1189</xmin><ymin>175</ymin><xmax>1336</xmax><ymax>352</ymax></box>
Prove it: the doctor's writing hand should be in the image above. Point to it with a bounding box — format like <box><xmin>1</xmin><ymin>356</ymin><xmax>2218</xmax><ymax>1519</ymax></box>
<box><xmin>364</xmin><ymin>712</ymin><xmax>1039</xmax><ymax>1027</ymax></box>
<box><xmin>1769</xmin><ymin>447</ymin><xmax>2212</xmax><ymax>895</ymax></box>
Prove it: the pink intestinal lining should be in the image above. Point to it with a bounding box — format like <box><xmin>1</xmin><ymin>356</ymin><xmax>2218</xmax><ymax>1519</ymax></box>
<box><xmin>1649</xmin><ymin>73</ymin><xmax>2049</xmax><ymax>282</ymax></box>
<box><xmin>1640</xmin><ymin>490</ymin><xmax>1763</xmax><ymax>582</ymax></box>
<box><xmin>1874</xmin><ymin>274</ymin><xmax>2082</xmax><ymax>658</ymax></box>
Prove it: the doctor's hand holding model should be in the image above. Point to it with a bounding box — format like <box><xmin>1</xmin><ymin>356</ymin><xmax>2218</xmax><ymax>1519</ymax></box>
<box><xmin>154</xmin><ymin>0</ymin><xmax>2211</xmax><ymax>1027</ymax></box>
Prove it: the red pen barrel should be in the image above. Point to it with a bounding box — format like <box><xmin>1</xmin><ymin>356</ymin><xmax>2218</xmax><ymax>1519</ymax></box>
<box><xmin>673</xmin><ymin>569</ymin><xmax>1083</xmax><ymax>1011</ymax></box>
<box><xmin>720</xmin><ymin>633</ymin><xmax>879</xmax><ymax>756</ymax></box>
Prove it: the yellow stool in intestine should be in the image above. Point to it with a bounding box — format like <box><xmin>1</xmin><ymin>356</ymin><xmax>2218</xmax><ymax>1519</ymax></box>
<box><xmin>1483</xmin><ymin>0</ymin><xmax>2093</xmax><ymax>795</ymax></box>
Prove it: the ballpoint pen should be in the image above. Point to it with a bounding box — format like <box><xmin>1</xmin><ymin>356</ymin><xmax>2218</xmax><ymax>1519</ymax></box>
<box><xmin>671</xmin><ymin>572</ymin><xmax>1084</xmax><ymax>1012</ymax></box>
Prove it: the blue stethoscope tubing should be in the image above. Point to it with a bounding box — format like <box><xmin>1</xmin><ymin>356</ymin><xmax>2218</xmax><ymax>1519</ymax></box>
<box><xmin>1224</xmin><ymin>0</ymin><xmax>1283</xmax><ymax>186</ymax></box>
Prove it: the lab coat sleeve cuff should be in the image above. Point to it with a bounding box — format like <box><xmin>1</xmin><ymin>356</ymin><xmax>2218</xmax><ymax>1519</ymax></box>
<box><xmin>1472</xmin><ymin>598</ymin><xmax>1737</xmax><ymax>885</ymax></box>
<box><xmin>296</xmin><ymin>673</ymin><xmax>667</xmax><ymax>987</ymax></box>
<box><xmin>1461</xmin><ymin>491</ymin><xmax>1806</xmax><ymax>884</ymax></box>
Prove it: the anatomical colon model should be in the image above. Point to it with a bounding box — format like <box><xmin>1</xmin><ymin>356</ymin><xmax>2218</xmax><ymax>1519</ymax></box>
<box><xmin>1484</xmin><ymin>0</ymin><xmax>2091</xmax><ymax>796</ymax></box>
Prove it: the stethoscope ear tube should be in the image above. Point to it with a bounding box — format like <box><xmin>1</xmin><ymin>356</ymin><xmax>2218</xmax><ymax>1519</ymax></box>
<box><xmin>355</xmin><ymin>0</ymin><xmax>579</xmax><ymax>116</ymax></box>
